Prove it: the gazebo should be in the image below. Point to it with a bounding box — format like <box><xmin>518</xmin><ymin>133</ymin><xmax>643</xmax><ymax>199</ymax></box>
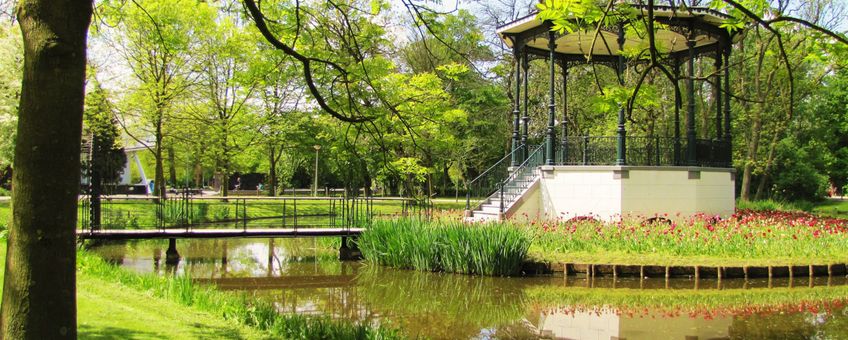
<box><xmin>466</xmin><ymin>5</ymin><xmax>739</xmax><ymax>222</ymax></box>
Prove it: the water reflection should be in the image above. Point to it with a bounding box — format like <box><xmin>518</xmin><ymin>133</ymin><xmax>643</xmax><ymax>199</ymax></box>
<box><xmin>90</xmin><ymin>239</ymin><xmax>848</xmax><ymax>339</ymax></box>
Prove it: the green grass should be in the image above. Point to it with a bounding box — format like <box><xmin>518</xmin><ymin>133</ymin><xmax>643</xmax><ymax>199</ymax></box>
<box><xmin>0</xmin><ymin>242</ymin><xmax>267</xmax><ymax>339</ymax></box>
<box><xmin>76</xmin><ymin>250</ymin><xmax>402</xmax><ymax>339</ymax></box>
<box><xmin>0</xmin><ymin>240</ymin><xmax>402</xmax><ymax>339</ymax></box>
<box><xmin>358</xmin><ymin>219</ymin><xmax>533</xmax><ymax>276</ymax></box>
<box><xmin>812</xmin><ymin>199</ymin><xmax>848</xmax><ymax>219</ymax></box>
<box><xmin>0</xmin><ymin>200</ymin><xmax>9</xmax><ymax>233</ymax></box>
<box><xmin>77</xmin><ymin>277</ymin><xmax>267</xmax><ymax>339</ymax></box>
<box><xmin>737</xmin><ymin>199</ymin><xmax>816</xmax><ymax>212</ymax></box>
<box><xmin>737</xmin><ymin>198</ymin><xmax>848</xmax><ymax>219</ymax></box>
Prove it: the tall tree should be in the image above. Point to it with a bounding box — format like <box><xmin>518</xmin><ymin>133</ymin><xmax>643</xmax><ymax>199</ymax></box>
<box><xmin>188</xmin><ymin>14</ymin><xmax>260</xmax><ymax>196</ymax></box>
<box><xmin>0</xmin><ymin>21</ymin><xmax>22</xmax><ymax>174</ymax></box>
<box><xmin>1</xmin><ymin>1</ymin><xmax>93</xmax><ymax>338</ymax></box>
<box><xmin>100</xmin><ymin>0</ymin><xmax>214</xmax><ymax>198</ymax></box>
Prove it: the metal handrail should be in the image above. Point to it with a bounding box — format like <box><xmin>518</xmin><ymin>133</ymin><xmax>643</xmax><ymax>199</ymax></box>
<box><xmin>503</xmin><ymin>144</ymin><xmax>544</xmax><ymax>185</ymax></box>
<box><xmin>465</xmin><ymin>145</ymin><xmax>525</xmax><ymax>211</ymax></box>
<box><xmin>467</xmin><ymin>146</ymin><xmax>524</xmax><ymax>186</ymax></box>
<box><xmin>496</xmin><ymin>144</ymin><xmax>544</xmax><ymax>214</ymax></box>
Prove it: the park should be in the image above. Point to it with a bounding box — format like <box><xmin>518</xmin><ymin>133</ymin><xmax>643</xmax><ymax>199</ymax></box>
<box><xmin>1</xmin><ymin>0</ymin><xmax>848</xmax><ymax>339</ymax></box>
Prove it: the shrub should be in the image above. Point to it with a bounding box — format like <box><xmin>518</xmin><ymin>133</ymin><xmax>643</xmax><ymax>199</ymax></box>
<box><xmin>771</xmin><ymin>138</ymin><xmax>829</xmax><ymax>202</ymax></box>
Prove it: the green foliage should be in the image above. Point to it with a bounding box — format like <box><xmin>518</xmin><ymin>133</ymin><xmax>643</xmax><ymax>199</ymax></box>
<box><xmin>84</xmin><ymin>82</ymin><xmax>127</xmax><ymax>184</ymax></box>
<box><xmin>770</xmin><ymin>138</ymin><xmax>829</xmax><ymax>202</ymax></box>
<box><xmin>358</xmin><ymin>219</ymin><xmax>533</xmax><ymax>276</ymax></box>
<box><xmin>736</xmin><ymin>199</ymin><xmax>814</xmax><ymax>212</ymax></box>
<box><xmin>0</xmin><ymin>22</ymin><xmax>22</xmax><ymax>168</ymax></box>
<box><xmin>536</xmin><ymin>0</ymin><xmax>610</xmax><ymax>34</ymax></box>
<box><xmin>77</xmin><ymin>249</ymin><xmax>402</xmax><ymax>339</ymax></box>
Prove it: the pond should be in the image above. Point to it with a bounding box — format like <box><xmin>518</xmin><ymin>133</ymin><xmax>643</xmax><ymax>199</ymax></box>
<box><xmin>90</xmin><ymin>238</ymin><xmax>848</xmax><ymax>339</ymax></box>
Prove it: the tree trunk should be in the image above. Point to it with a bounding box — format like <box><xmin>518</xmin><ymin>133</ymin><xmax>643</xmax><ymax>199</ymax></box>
<box><xmin>154</xmin><ymin>116</ymin><xmax>166</xmax><ymax>199</ymax></box>
<box><xmin>193</xmin><ymin>160</ymin><xmax>202</xmax><ymax>188</ymax></box>
<box><xmin>740</xmin><ymin>105</ymin><xmax>763</xmax><ymax>201</ymax></box>
<box><xmin>755</xmin><ymin>125</ymin><xmax>784</xmax><ymax>200</ymax></box>
<box><xmin>1</xmin><ymin>2</ymin><xmax>93</xmax><ymax>339</ymax></box>
<box><xmin>167</xmin><ymin>145</ymin><xmax>177</xmax><ymax>187</ymax></box>
<box><xmin>268</xmin><ymin>145</ymin><xmax>277</xmax><ymax>196</ymax></box>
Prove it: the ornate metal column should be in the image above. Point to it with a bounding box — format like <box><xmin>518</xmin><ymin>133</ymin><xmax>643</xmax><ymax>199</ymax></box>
<box><xmin>714</xmin><ymin>51</ymin><xmax>723</xmax><ymax>140</ymax></box>
<box><xmin>615</xmin><ymin>24</ymin><xmax>627</xmax><ymax>166</ymax></box>
<box><xmin>511</xmin><ymin>42</ymin><xmax>522</xmax><ymax>167</ymax></box>
<box><xmin>724</xmin><ymin>41</ymin><xmax>733</xmax><ymax>163</ymax></box>
<box><xmin>686</xmin><ymin>35</ymin><xmax>697</xmax><ymax>166</ymax></box>
<box><xmin>521</xmin><ymin>49</ymin><xmax>530</xmax><ymax>162</ymax></box>
<box><xmin>560</xmin><ymin>59</ymin><xmax>569</xmax><ymax>165</ymax></box>
<box><xmin>673</xmin><ymin>59</ymin><xmax>682</xmax><ymax>166</ymax></box>
<box><xmin>546</xmin><ymin>31</ymin><xmax>557</xmax><ymax>165</ymax></box>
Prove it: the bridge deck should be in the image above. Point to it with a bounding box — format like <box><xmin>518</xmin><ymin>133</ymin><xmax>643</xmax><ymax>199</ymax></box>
<box><xmin>76</xmin><ymin>228</ymin><xmax>364</xmax><ymax>240</ymax></box>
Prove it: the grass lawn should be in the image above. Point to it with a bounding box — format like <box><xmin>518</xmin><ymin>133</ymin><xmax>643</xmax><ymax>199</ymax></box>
<box><xmin>0</xmin><ymin>241</ymin><xmax>267</xmax><ymax>339</ymax></box>
<box><xmin>77</xmin><ymin>278</ymin><xmax>266</xmax><ymax>339</ymax></box>
<box><xmin>812</xmin><ymin>198</ymin><xmax>848</xmax><ymax>219</ymax></box>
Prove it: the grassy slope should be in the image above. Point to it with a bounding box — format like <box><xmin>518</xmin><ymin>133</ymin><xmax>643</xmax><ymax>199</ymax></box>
<box><xmin>0</xmin><ymin>242</ymin><xmax>267</xmax><ymax>340</ymax></box>
<box><xmin>813</xmin><ymin>199</ymin><xmax>848</xmax><ymax>219</ymax></box>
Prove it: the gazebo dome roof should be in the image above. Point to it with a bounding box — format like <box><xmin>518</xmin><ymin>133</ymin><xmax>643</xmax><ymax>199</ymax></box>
<box><xmin>497</xmin><ymin>5</ymin><xmax>735</xmax><ymax>59</ymax></box>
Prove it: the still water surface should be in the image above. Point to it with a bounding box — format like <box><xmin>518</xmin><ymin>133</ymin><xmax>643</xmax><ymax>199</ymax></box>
<box><xmin>91</xmin><ymin>238</ymin><xmax>848</xmax><ymax>339</ymax></box>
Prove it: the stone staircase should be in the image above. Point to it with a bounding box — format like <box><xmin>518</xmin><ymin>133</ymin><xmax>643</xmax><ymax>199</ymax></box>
<box><xmin>466</xmin><ymin>165</ymin><xmax>540</xmax><ymax>222</ymax></box>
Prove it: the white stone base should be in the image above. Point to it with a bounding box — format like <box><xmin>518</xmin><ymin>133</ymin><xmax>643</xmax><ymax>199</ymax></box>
<box><xmin>510</xmin><ymin>166</ymin><xmax>735</xmax><ymax>222</ymax></box>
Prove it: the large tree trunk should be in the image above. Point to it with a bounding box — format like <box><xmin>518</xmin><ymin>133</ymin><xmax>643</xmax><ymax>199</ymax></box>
<box><xmin>268</xmin><ymin>145</ymin><xmax>277</xmax><ymax>196</ymax></box>
<box><xmin>1</xmin><ymin>1</ymin><xmax>93</xmax><ymax>339</ymax></box>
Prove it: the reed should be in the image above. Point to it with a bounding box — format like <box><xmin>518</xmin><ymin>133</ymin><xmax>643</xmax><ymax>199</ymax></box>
<box><xmin>358</xmin><ymin>219</ymin><xmax>533</xmax><ymax>276</ymax></box>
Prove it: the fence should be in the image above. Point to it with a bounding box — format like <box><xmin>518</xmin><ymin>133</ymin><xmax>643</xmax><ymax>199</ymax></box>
<box><xmin>78</xmin><ymin>194</ymin><xmax>430</xmax><ymax>232</ymax></box>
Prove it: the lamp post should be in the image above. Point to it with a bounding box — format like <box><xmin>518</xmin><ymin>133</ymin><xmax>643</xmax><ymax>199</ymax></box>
<box><xmin>313</xmin><ymin>144</ymin><xmax>321</xmax><ymax>197</ymax></box>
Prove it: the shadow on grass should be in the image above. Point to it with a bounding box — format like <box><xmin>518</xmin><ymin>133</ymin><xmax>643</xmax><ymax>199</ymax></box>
<box><xmin>79</xmin><ymin>325</ymin><xmax>160</xmax><ymax>339</ymax></box>
<box><xmin>79</xmin><ymin>323</ymin><xmax>256</xmax><ymax>340</ymax></box>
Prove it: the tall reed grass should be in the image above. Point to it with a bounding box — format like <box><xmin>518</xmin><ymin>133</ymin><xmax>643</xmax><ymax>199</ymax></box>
<box><xmin>357</xmin><ymin>219</ymin><xmax>533</xmax><ymax>276</ymax></box>
<box><xmin>76</xmin><ymin>251</ymin><xmax>401</xmax><ymax>340</ymax></box>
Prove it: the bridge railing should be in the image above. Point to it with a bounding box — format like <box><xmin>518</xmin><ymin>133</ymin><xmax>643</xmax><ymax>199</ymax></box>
<box><xmin>78</xmin><ymin>195</ymin><xmax>429</xmax><ymax>232</ymax></box>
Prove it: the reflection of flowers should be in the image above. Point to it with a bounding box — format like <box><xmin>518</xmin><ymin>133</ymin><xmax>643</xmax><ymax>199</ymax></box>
<box><xmin>533</xmin><ymin>299</ymin><xmax>848</xmax><ymax>320</ymax></box>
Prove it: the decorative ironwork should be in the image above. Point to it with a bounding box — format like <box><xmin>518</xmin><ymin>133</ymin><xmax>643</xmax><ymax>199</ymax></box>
<box><xmin>466</xmin><ymin>146</ymin><xmax>525</xmax><ymax>212</ymax></box>
<box><xmin>499</xmin><ymin>144</ymin><xmax>545</xmax><ymax>213</ymax></box>
<box><xmin>556</xmin><ymin>136</ymin><xmax>730</xmax><ymax>167</ymax></box>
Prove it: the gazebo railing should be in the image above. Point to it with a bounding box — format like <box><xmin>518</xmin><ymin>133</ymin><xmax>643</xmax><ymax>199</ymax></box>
<box><xmin>557</xmin><ymin>136</ymin><xmax>730</xmax><ymax>167</ymax></box>
<box><xmin>465</xmin><ymin>145</ymin><xmax>527</xmax><ymax>211</ymax></box>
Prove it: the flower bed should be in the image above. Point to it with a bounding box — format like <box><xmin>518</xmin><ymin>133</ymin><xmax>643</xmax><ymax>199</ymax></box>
<box><xmin>529</xmin><ymin>210</ymin><xmax>848</xmax><ymax>267</ymax></box>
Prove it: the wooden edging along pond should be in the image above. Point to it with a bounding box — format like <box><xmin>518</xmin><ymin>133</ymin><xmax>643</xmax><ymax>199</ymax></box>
<box><xmin>521</xmin><ymin>261</ymin><xmax>848</xmax><ymax>280</ymax></box>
